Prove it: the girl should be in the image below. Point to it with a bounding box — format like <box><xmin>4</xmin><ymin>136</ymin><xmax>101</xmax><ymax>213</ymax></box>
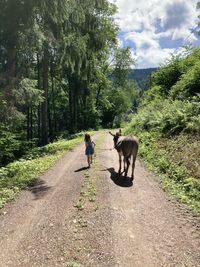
<box><xmin>84</xmin><ymin>134</ymin><xmax>95</xmax><ymax>168</ymax></box>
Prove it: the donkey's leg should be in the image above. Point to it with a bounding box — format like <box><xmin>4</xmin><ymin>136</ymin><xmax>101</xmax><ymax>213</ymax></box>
<box><xmin>118</xmin><ymin>154</ymin><xmax>122</xmax><ymax>174</ymax></box>
<box><xmin>123</xmin><ymin>157</ymin><xmax>126</xmax><ymax>174</ymax></box>
<box><xmin>125</xmin><ymin>157</ymin><xmax>130</xmax><ymax>177</ymax></box>
<box><xmin>131</xmin><ymin>156</ymin><xmax>136</xmax><ymax>181</ymax></box>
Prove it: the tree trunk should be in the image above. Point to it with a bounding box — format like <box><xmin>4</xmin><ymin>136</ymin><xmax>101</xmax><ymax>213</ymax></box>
<box><xmin>96</xmin><ymin>85</ymin><xmax>101</xmax><ymax>109</ymax></box>
<box><xmin>41</xmin><ymin>43</ymin><xmax>49</xmax><ymax>145</ymax></box>
<box><xmin>30</xmin><ymin>106</ymin><xmax>33</xmax><ymax>143</ymax></box>
<box><xmin>49</xmin><ymin>64</ymin><xmax>56</xmax><ymax>140</ymax></box>
<box><xmin>4</xmin><ymin>45</ymin><xmax>17</xmax><ymax>101</ymax></box>
<box><xmin>37</xmin><ymin>53</ymin><xmax>42</xmax><ymax>145</ymax></box>
<box><xmin>73</xmin><ymin>87</ymin><xmax>78</xmax><ymax>133</ymax></box>
<box><xmin>68</xmin><ymin>76</ymin><xmax>74</xmax><ymax>133</ymax></box>
<box><xmin>68</xmin><ymin>74</ymin><xmax>79</xmax><ymax>133</ymax></box>
<box><xmin>27</xmin><ymin>107</ymin><xmax>30</xmax><ymax>141</ymax></box>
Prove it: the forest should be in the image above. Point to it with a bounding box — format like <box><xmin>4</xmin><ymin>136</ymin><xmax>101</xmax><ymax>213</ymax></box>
<box><xmin>0</xmin><ymin>0</ymin><xmax>138</xmax><ymax>167</ymax></box>
<box><xmin>0</xmin><ymin>0</ymin><xmax>200</xmax><ymax>214</ymax></box>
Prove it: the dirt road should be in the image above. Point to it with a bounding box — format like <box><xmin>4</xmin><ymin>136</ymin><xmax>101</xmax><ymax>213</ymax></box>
<box><xmin>0</xmin><ymin>132</ymin><xmax>199</xmax><ymax>267</ymax></box>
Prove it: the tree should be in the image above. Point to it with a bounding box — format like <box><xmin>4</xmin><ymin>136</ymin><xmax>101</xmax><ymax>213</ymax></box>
<box><xmin>59</xmin><ymin>0</ymin><xmax>118</xmax><ymax>132</ymax></box>
<box><xmin>0</xmin><ymin>0</ymin><xmax>35</xmax><ymax>100</ymax></box>
<box><xmin>111</xmin><ymin>47</ymin><xmax>135</xmax><ymax>88</ymax></box>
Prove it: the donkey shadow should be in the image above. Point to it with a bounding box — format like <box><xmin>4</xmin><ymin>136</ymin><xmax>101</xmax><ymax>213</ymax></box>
<box><xmin>28</xmin><ymin>179</ymin><xmax>51</xmax><ymax>200</ymax></box>
<box><xmin>106</xmin><ymin>167</ymin><xmax>133</xmax><ymax>187</ymax></box>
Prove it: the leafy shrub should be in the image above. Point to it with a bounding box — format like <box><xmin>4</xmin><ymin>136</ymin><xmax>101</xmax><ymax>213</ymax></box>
<box><xmin>152</xmin><ymin>54</ymin><xmax>182</xmax><ymax>95</ymax></box>
<box><xmin>170</xmin><ymin>61</ymin><xmax>200</xmax><ymax>99</ymax></box>
<box><xmin>128</xmin><ymin>97</ymin><xmax>199</xmax><ymax>135</ymax></box>
<box><xmin>0</xmin><ymin>130</ymin><xmax>21</xmax><ymax>166</ymax></box>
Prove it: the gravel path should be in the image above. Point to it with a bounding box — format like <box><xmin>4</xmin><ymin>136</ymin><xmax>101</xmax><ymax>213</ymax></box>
<box><xmin>0</xmin><ymin>132</ymin><xmax>199</xmax><ymax>267</ymax></box>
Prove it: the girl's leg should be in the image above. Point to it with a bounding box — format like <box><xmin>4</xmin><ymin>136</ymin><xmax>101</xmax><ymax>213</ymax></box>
<box><xmin>89</xmin><ymin>155</ymin><xmax>92</xmax><ymax>164</ymax></box>
<box><xmin>87</xmin><ymin>155</ymin><xmax>90</xmax><ymax>167</ymax></box>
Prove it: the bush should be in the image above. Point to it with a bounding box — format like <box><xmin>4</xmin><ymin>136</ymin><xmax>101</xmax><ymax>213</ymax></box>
<box><xmin>127</xmin><ymin>98</ymin><xmax>199</xmax><ymax>135</ymax></box>
<box><xmin>0</xmin><ymin>130</ymin><xmax>21</xmax><ymax>166</ymax></box>
<box><xmin>171</xmin><ymin>61</ymin><xmax>200</xmax><ymax>99</ymax></box>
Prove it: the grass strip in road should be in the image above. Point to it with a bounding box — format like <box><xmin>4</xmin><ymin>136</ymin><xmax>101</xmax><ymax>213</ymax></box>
<box><xmin>70</xmin><ymin>134</ymin><xmax>104</xmax><ymax>265</ymax></box>
<box><xmin>0</xmin><ymin>135</ymin><xmax>84</xmax><ymax>209</ymax></box>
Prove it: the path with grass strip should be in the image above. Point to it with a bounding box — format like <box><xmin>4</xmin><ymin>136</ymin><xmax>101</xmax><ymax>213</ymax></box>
<box><xmin>0</xmin><ymin>132</ymin><xmax>199</xmax><ymax>267</ymax></box>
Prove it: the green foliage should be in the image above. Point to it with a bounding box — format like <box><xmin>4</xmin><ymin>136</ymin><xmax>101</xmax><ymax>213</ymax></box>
<box><xmin>170</xmin><ymin>61</ymin><xmax>200</xmax><ymax>99</ymax></box>
<box><xmin>124</xmin><ymin>127</ymin><xmax>200</xmax><ymax>214</ymax></box>
<box><xmin>129</xmin><ymin>68</ymin><xmax>157</xmax><ymax>91</ymax></box>
<box><xmin>111</xmin><ymin>47</ymin><xmax>135</xmax><ymax>87</ymax></box>
<box><xmin>0</xmin><ymin>130</ymin><xmax>21</xmax><ymax>166</ymax></box>
<box><xmin>124</xmin><ymin>47</ymin><xmax>200</xmax><ymax>214</ymax></box>
<box><xmin>0</xmin><ymin>0</ymin><xmax>122</xmax><ymax>164</ymax></box>
<box><xmin>14</xmin><ymin>78</ymin><xmax>44</xmax><ymax>107</ymax></box>
<box><xmin>152</xmin><ymin>54</ymin><xmax>182</xmax><ymax>96</ymax></box>
<box><xmin>0</xmin><ymin>93</ymin><xmax>25</xmax><ymax>127</ymax></box>
<box><xmin>132</xmin><ymin>98</ymin><xmax>199</xmax><ymax>135</ymax></box>
<box><xmin>67</xmin><ymin>262</ymin><xmax>81</xmax><ymax>267</ymax></box>
<box><xmin>134</xmin><ymin>48</ymin><xmax>200</xmax><ymax>135</ymax></box>
<box><xmin>0</xmin><ymin>135</ymin><xmax>83</xmax><ymax>208</ymax></box>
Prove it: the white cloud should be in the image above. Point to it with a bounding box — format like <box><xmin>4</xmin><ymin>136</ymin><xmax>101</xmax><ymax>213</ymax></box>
<box><xmin>125</xmin><ymin>31</ymin><xmax>160</xmax><ymax>50</ymax></box>
<box><xmin>136</xmin><ymin>47</ymin><xmax>175</xmax><ymax>68</ymax></box>
<box><xmin>109</xmin><ymin>0</ymin><xmax>199</xmax><ymax>68</ymax></box>
<box><xmin>124</xmin><ymin>30</ymin><xmax>175</xmax><ymax>68</ymax></box>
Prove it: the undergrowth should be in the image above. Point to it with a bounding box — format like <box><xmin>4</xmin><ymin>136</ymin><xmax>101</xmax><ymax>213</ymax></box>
<box><xmin>124</xmin><ymin>128</ymin><xmax>200</xmax><ymax>215</ymax></box>
<box><xmin>0</xmin><ymin>134</ymin><xmax>84</xmax><ymax>209</ymax></box>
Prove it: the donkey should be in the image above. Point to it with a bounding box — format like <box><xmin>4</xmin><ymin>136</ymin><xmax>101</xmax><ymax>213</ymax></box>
<box><xmin>111</xmin><ymin>133</ymin><xmax>139</xmax><ymax>181</ymax></box>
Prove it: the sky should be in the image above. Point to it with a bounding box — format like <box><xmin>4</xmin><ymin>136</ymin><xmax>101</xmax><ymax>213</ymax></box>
<box><xmin>108</xmin><ymin>0</ymin><xmax>200</xmax><ymax>69</ymax></box>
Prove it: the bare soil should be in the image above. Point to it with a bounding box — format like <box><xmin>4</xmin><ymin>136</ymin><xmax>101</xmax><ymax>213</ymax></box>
<box><xmin>0</xmin><ymin>132</ymin><xmax>199</xmax><ymax>267</ymax></box>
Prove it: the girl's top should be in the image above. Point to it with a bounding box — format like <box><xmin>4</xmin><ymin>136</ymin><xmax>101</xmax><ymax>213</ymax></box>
<box><xmin>85</xmin><ymin>141</ymin><xmax>94</xmax><ymax>155</ymax></box>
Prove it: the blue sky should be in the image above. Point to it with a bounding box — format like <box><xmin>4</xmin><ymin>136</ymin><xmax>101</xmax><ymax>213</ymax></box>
<box><xmin>108</xmin><ymin>0</ymin><xmax>200</xmax><ymax>68</ymax></box>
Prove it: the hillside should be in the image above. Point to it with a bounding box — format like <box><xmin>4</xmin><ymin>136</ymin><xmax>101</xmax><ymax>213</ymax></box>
<box><xmin>125</xmin><ymin>47</ymin><xmax>200</xmax><ymax>215</ymax></box>
<box><xmin>129</xmin><ymin>68</ymin><xmax>157</xmax><ymax>90</ymax></box>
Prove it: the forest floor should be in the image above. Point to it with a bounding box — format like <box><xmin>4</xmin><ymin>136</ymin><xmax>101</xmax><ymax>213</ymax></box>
<box><xmin>0</xmin><ymin>132</ymin><xmax>199</xmax><ymax>267</ymax></box>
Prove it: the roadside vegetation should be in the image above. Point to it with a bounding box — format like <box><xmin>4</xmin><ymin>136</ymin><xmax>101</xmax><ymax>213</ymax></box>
<box><xmin>0</xmin><ymin>133</ymin><xmax>84</xmax><ymax>209</ymax></box>
<box><xmin>124</xmin><ymin>47</ymin><xmax>200</xmax><ymax>215</ymax></box>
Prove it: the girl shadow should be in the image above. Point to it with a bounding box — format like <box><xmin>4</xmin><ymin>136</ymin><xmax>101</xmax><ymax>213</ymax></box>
<box><xmin>106</xmin><ymin>167</ymin><xmax>133</xmax><ymax>187</ymax></box>
<box><xmin>74</xmin><ymin>166</ymin><xmax>90</xmax><ymax>172</ymax></box>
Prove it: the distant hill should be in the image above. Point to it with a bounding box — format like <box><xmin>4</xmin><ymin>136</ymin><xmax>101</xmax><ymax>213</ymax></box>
<box><xmin>129</xmin><ymin>68</ymin><xmax>157</xmax><ymax>90</ymax></box>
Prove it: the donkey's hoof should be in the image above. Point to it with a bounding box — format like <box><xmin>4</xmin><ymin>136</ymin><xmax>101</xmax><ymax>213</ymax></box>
<box><xmin>130</xmin><ymin>176</ymin><xmax>134</xmax><ymax>182</ymax></box>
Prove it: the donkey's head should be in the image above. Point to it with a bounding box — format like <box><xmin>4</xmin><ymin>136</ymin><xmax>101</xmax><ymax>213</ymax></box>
<box><xmin>113</xmin><ymin>133</ymin><xmax>120</xmax><ymax>148</ymax></box>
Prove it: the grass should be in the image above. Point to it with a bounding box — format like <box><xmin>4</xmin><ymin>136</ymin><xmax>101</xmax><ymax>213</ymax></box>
<box><xmin>73</xmin><ymin>134</ymin><xmax>103</xmax><ymax>212</ymax></box>
<box><xmin>74</xmin><ymin>163</ymin><xmax>97</xmax><ymax>211</ymax></box>
<box><xmin>66</xmin><ymin>261</ymin><xmax>81</xmax><ymax>267</ymax></box>
<box><xmin>0</xmin><ymin>135</ymin><xmax>84</xmax><ymax>209</ymax></box>
<box><xmin>124</xmin><ymin>127</ymin><xmax>200</xmax><ymax>215</ymax></box>
<box><xmin>70</xmin><ymin>134</ymin><xmax>103</xmax><ymax>266</ymax></box>
<box><xmin>74</xmin><ymin>198</ymin><xmax>85</xmax><ymax>211</ymax></box>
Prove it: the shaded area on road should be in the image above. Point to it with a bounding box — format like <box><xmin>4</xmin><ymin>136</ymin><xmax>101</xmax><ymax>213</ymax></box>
<box><xmin>28</xmin><ymin>179</ymin><xmax>52</xmax><ymax>200</ymax></box>
<box><xmin>102</xmin><ymin>167</ymin><xmax>133</xmax><ymax>187</ymax></box>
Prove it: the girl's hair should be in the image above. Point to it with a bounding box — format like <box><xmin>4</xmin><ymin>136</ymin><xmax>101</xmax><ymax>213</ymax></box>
<box><xmin>84</xmin><ymin>133</ymin><xmax>91</xmax><ymax>142</ymax></box>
